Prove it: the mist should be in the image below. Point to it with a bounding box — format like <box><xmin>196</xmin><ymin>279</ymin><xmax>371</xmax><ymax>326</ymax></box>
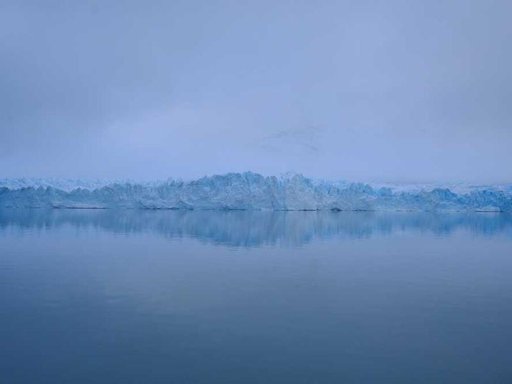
<box><xmin>1</xmin><ymin>0</ymin><xmax>511</xmax><ymax>183</ymax></box>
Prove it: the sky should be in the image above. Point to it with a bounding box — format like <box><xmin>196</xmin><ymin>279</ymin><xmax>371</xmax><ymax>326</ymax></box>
<box><xmin>1</xmin><ymin>0</ymin><xmax>511</xmax><ymax>183</ymax></box>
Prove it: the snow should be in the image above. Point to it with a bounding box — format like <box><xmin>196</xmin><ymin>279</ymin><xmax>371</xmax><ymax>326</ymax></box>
<box><xmin>1</xmin><ymin>172</ymin><xmax>511</xmax><ymax>212</ymax></box>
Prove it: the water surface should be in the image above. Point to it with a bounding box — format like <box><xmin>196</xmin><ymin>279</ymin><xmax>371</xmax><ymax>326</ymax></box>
<box><xmin>1</xmin><ymin>210</ymin><xmax>512</xmax><ymax>383</ymax></box>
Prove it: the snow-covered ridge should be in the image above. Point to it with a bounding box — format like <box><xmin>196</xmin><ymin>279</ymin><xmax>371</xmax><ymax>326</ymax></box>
<box><xmin>1</xmin><ymin>172</ymin><xmax>511</xmax><ymax>211</ymax></box>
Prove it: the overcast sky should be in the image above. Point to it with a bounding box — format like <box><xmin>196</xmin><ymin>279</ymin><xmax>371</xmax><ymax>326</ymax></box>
<box><xmin>1</xmin><ymin>0</ymin><xmax>511</xmax><ymax>182</ymax></box>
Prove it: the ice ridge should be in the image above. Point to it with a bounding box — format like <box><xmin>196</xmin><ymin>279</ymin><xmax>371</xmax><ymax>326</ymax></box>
<box><xmin>1</xmin><ymin>172</ymin><xmax>511</xmax><ymax>212</ymax></box>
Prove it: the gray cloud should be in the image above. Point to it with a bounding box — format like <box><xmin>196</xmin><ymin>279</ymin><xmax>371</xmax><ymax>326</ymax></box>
<box><xmin>0</xmin><ymin>0</ymin><xmax>511</xmax><ymax>182</ymax></box>
<box><xmin>258</xmin><ymin>126</ymin><xmax>323</xmax><ymax>154</ymax></box>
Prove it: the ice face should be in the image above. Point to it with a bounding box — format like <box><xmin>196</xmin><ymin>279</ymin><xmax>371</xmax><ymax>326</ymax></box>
<box><xmin>1</xmin><ymin>172</ymin><xmax>511</xmax><ymax>212</ymax></box>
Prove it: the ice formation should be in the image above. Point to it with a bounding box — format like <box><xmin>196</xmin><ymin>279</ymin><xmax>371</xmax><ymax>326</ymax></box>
<box><xmin>1</xmin><ymin>172</ymin><xmax>511</xmax><ymax>212</ymax></box>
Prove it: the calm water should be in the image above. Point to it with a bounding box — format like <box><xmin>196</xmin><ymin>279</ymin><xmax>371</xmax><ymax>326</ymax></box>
<box><xmin>1</xmin><ymin>210</ymin><xmax>512</xmax><ymax>383</ymax></box>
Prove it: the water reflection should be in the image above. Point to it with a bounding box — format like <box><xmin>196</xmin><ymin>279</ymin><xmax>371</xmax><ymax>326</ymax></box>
<box><xmin>1</xmin><ymin>209</ymin><xmax>511</xmax><ymax>247</ymax></box>
<box><xmin>2</xmin><ymin>209</ymin><xmax>512</xmax><ymax>384</ymax></box>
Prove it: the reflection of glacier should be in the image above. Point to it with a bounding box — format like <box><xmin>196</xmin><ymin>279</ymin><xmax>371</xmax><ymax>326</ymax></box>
<box><xmin>1</xmin><ymin>172</ymin><xmax>512</xmax><ymax>211</ymax></box>
<box><xmin>1</xmin><ymin>209</ymin><xmax>511</xmax><ymax>247</ymax></box>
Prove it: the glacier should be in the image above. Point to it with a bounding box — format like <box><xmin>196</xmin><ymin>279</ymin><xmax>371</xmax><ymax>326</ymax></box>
<box><xmin>1</xmin><ymin>172</ymin><xmax>511</xmax><ymax>212</ymax></box>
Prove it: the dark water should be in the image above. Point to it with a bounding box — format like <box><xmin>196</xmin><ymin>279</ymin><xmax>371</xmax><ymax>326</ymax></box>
<box><xmin>1</xmin><ymin>210</ymin><xmax>512</xmax><ymax>384</ymax></box>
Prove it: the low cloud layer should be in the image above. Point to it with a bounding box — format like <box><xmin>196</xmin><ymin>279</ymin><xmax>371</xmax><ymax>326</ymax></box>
<box><xmin>1</xmin><ymin>0</ymin><xmax>511</xmax><ymax>182</ymax></box>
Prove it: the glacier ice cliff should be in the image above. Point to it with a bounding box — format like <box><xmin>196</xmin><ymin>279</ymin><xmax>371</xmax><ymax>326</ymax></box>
<box><xmin>1</xmin><ymin>172</ymin><xmax>511</xmax><ymax>212</ymax></box>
